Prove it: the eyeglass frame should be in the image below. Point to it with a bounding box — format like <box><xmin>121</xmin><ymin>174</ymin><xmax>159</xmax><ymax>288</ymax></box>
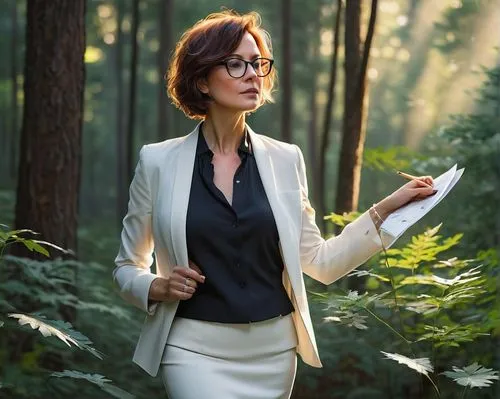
<box><xmin>218</xmin><ymin>57</ymin><xmax>275</xmax><ymax>78</ymax></box>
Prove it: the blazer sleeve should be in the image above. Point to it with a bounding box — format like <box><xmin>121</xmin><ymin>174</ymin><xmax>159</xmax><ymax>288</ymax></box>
<box><xmin>113</xmin><ymin>146</ymin><xmax>159</xmax><ymax>315</ymax></box>
<box><xmin>294</xmin><ymin>145</ymin><xmax>397</xmax><ymax>285</ymax></box>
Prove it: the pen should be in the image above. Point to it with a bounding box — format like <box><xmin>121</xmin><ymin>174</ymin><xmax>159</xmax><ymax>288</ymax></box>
<box><xmin>396</xmin><ymin>170</ymin><xmax>434</xmax><ymax>188</ymax></box>
<box><xmin>396</xmin><ymin>171</ymin><xmax>419</xmax><ymax>180</ymax></box>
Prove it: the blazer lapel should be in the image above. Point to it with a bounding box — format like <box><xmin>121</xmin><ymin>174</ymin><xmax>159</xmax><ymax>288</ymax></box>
<box><xmin>170</xmin><ymin>124</ymin><xmax>200</xmax><ymax>267</ymax></box>
<box><xmin>248</xmin><ymin>126</ymin><xmax>303</xmax><ymax>298</ymax></box>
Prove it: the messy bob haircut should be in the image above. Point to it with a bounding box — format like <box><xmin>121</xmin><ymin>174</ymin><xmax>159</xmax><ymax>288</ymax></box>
<box><xmin>166</xmin><ymin>10</ymin><xmax>276</xmax><ymax>120</ymax></box>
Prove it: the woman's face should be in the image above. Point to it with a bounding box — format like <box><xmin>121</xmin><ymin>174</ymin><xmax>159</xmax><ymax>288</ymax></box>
<box><xmin>200</xmin><ymin>31</ymin><xmax>264</xmax><ymax>114</ymax></box>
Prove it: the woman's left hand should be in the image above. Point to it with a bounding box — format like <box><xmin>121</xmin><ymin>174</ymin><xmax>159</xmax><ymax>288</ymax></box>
<box><xmin>375</xmin><ymin>176</ymin><xmax>436</xmax><ymax>219</ymax></box>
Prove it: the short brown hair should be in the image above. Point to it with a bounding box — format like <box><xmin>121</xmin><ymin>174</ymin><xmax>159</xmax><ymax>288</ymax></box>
<box><xmin>166</xmin><ymin>10</ymin><xmax>276</xmax><ymax>120</ymax></box>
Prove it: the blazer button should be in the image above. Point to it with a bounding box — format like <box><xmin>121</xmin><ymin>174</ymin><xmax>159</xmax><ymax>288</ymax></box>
<box><xmin>239</xmin><ymin>281</ymin><xmax>247</xmax><ymax>288</ymax></box>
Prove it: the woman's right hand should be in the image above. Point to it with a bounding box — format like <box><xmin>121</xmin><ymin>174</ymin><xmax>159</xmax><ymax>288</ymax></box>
<box><xmin>148</xmin><ymin>262</ymin><xmax>205</xmax><ymax>302</ymax></box>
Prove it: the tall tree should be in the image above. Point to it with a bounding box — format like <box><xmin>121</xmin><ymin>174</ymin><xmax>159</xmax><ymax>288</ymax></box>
<box><xmin>127</xmin><ymin>0</ymin><xmax>140</xmax><ymax>184</ymax></box>
<box><xmin>318</xmin><ymin>0</ymin><xmax>342</xmax><ymax>231</ymax></box>
<box><xmin>281</xmin><ymin>0</ymin><xmax>292</xmax><ymax>142</ymax></box>
<box><xmin>10</xmin><ymin>0</ymin><xmax>19</xmax><ymax>182</ymax></box>
<box><xmin>14</xmin><ymin>0</ymin><xmax>86</xmax><ymax>258</ymax></box>
<box><xmin>116</xmin><ymin>0</ymin><xmax>128</xmax><ymax>226</ymax></box>
<box><xmin>335</xmin><ymin>0</ymin><xmax>378</xmax><ymax>214</ymax></box>
<box><xmin>308</xmin><ymin>1</ymin><xmax>321</xmax><ymax>207</ymax></box>
<box><xmin>157</xmin><ymin>0</ymin><xmax>174</xmax><ymax>141</ymax></box>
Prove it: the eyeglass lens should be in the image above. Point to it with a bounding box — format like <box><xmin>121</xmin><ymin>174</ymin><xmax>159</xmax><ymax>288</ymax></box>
<box><xmin>226</xmin><ymin>58</ymin><xmax>272</xmax><ymax>78</ymax></box>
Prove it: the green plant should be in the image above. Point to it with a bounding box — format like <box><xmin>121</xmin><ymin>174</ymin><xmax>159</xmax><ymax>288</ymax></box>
<box><xmin>0</xmin><ymin>224</ymin><xmax>135</xmax><ymax>398</ymax></box>
<box><xmin>313</xmin><ymin>220</ymin><xmax>499</xmax><ymax>398</ymax></box>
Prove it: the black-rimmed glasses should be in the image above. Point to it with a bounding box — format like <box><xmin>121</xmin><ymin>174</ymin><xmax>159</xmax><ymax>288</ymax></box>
<box><xmin>220</xmin><ymin>57</ymin><xmax>274</xmax><ymax>78</ymax></box>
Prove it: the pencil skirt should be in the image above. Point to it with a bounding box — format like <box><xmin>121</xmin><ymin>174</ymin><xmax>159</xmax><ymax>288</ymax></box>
<box><xmin>160</xmin><ymin>314</ymin><xmax>298</xmax><ymax>399</ymax></box>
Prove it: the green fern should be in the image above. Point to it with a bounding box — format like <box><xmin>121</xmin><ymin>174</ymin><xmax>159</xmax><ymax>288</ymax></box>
<box><xmin>316</xmin><ymin>215</ymin><xmax>498</xmax><ymax>397</ymax></box>
<box><xmin>50</xmin><ymin>370</ymin><xmax>135</xmax><ymax>399</ymax></box>
<box><xmin>8</xmin><ymin>313</ymin><xmax>103</xmax><ymax>359</ymax></box>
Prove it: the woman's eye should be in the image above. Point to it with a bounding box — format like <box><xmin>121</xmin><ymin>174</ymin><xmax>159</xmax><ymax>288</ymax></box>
<box><xmin>228</xmin><ymin>60</ymin><xmax>243</xmax><ymax>69</ymax></box>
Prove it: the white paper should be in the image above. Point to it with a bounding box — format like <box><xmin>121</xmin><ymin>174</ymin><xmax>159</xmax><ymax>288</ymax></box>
<box><xmin>380</xmin><ymin>164</ymin><xmax>465</xmax><ymax>240</ymax></box>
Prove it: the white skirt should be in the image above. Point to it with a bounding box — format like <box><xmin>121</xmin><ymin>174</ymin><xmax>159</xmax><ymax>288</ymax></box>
<box><xmin>160</xmin><ymin>314</ymin><xmax>298</xmax><ymax>399</ymax></box>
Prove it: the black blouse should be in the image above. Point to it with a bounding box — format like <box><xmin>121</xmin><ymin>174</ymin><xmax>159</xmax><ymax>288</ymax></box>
<box><xmin>175</xmin><ymin>125</ymin><xmax>294</xmax><ymax>323</ymax></box>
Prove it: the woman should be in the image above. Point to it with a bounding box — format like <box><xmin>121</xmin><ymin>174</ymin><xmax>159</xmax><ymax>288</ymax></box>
<box><xmin>113</xmin><ymin>10</ymin><xmax>435</xmax><ymax>399</ymax></box>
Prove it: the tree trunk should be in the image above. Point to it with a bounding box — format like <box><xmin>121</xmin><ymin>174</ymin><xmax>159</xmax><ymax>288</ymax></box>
<box><xmin>281</xmin><ymin>0</ymin><xmax>292</xmax><ymax>143</ymax></box>
<box><xmin>14</xmin><ymin>0</ymin><xmax>85</xmax><ymax>258</ymax></box>
<box><xmin>12</xmin><ymin>0</ymin><xmax>85</xmax><ymax>339</ymax></box>
<box><xmin>318</xmin><ymin>0</ymin><xmax>342</xmax><ymax>232</ymax></box>
<box><xmin>308</xmin><ymin>2</ymin><xmax>321</xmax><ymax>207</ymax></box>
<box><xmin>116</xmin><ymin>0</ymin><xmax>128</xmax><ymax>226</ymax></box>
<box><xmin>127</xmin><ymin>0</ymin><xmax>140</xmax><ymax>184</ymax></box>
<box><xmin>157</xmin><ymin>0</ymin><xmax>174</xmax><ymax>141</ymax></box>
<box><xmin>335</xmin><ymin>0</ymin><xmax>378</xmax><ymax>214</ymax></box>
<box><xmin>10</xmin><ymin>0</ymin><xmax>19</xmax><ymax>183</ymax></box>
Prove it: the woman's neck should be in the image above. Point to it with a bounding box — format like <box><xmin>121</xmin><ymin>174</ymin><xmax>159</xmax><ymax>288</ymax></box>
<box><xmin>202</xmin><ymin>111</ymin><xmax>246</xmax><ymax>155</ymax></box>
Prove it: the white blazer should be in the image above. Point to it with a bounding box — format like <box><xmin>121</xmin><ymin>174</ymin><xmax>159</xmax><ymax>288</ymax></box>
<box><xmin>113</xmin><ymin>123</ymin><xmax>396</xmax><ymax>377</ymax></box>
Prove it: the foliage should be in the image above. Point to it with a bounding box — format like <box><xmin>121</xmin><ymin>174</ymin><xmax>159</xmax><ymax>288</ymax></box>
<box><xmin>8</xmin><ymin>313</ymin><xmax>103</xmax><ymax>359</ymax></box>
<box><xmin>50</xmin><ymin>370</ymin><xmax>135</xmax><ymax>399</ymax></box>
<box><xmin>309</xmin><ymin>219</ymin><xmax>499</xmax><ymax>398</ymax></box>
<box><xmin>0</xmin><ymin>225</ymin><xmax>65</xmax><ymax>258</ymax></box>
<box><xmin>363</xmin><ymin>146</ymin><xmax>426</xmax><ymax>173</ymax></box>
<box><xmin>442</xmin><ymin>363</ymin><xmax>499</xmax><ymax>389</ymax></box>
<box><xmin>381</xmin><ymin>351</ymin><xmax>433</xmax><ymax>377</ymax></box>
<box><xmin>0</xmin><ymin>227</ymin><xmax>136</xmax><ymax>398</ymax></box>
<box><xmin>323</xmin><ymin>210</ymin><xmax>361</xmax><ymax>228</ymax></box>
<box><xmin>416</xmin><ymin>65</ymin><xmax>500</xmax><ymax>254</ymax></box>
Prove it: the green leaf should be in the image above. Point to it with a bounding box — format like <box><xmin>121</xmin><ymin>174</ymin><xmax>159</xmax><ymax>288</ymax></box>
<box><xmin>324</xmin><ymin>211</ymin><xmax>361</xmax><ymax>228</ymax></box>
<box><xmin>50</xmin><ymin>370</ymin><xmax>135</xmax><ymax>399</ymax></box>
<box><xmin>5</xmin><ymin>229</ymin><xmax>40</xmax><ymax>238</ymax></box>
<box><xmin>348</xmin><ymin>269</ymin><xmax>391</xmax><ymax>282</ymax></box>
<box><xmin>8</xmin><ymin>313</ymin><xmax>103</xmax><ymax>359</ymax></box>
<box><xmin>324</xmin><ymin>311</ymin><xmax>369</xmax><ymax>330</ymax></box>
<box><xmin>363</xmin><ymin>146</ymin><xmax>423</xmax><ymax>171</ymax></box>
<box><xmin>442</xmin><ymin>363</ymin><xmax>499</xmax><ymax>388</ymax></box>
<box><xmin>21</xmin><ymin>239</ymin><xmax>50</xmax><ymax>257</ymax></box>
<box><xmin>33</xmin><ymin>239</ymin><xmax>74</xmax><ymax>256</ymax></box>
<box><xmin>0</xmin><ymin>226</ymin><xmax>72</xmax><ymax>257</ymax></box>
<box><xmin>399</xmin><ymin>267</ymin><xmax>483</xmax><ymax>289</ymax></box>
<box><xmin>21</xmin><ymin>240</ymin><xmax>50</xmax><ymax>258</ymax></box>
<box><xmin>381</xmin><ymin>351</ymin><xmax>433</xmax><ymax>376</ymax></box>
<box><xmin>416</xmin><ymin>324</ymin><xmax>489</xmax><ymax>347</ymax></box>
<box><xmin>405</xmin><ymin>297</ymin><xmax>440</xmax><ymax>315</ymax></box>
<box><xmin>9</xmin><ymin>313</ymin><xmax>79</xmax><ymax>347</ymax></box>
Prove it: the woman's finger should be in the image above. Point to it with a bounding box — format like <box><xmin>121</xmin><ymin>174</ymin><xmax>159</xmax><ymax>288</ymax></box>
<box><xmin>170</xmin><ymin>280</ymin><xmax>195</xmax><ymax>294</ymax></box>
<box><xmin>170</xmin><ymin>271</ymin><xmax>198</xmax><ymax>289</ymax></box>
<box><xmin>419</xmin><ymin>175</ymin><xmax>434</xmax><ymax>186</ymax></box>
<box><xmin>188</xmin><ymin>260</ymin><xmax>203</xmax><ymax>275</ymax></box>
<box><xmin>411</xmin><ymin>186</ymin><xmax>436</xmax><ymax>200</ymax></box>
<box><xmin>175</xmin><ymin>266</ymin><xmax>205</xmax><ymax>284</ymax></box>
<box><xmin>170</xmin><ymin>289</ymin><xmax>193</xmax><ymax>301</ymax></box>
<box><xmin>413</xmin><ymin>178</ymin><xmax>432</xmax><ymax>188</ymax></box>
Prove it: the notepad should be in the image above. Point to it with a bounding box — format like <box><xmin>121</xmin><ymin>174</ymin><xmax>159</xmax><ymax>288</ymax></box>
<box><xmin>380</xmin><ymin>164</ymin><xmax>465</xmax><ymax>242</ymax></box>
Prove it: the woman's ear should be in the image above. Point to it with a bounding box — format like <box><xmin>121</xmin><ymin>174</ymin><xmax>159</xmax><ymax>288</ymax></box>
<box><xmin>197</xmin><ymin>78</ymin><xmax>209</xmax><ymax>95</ymax></box>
